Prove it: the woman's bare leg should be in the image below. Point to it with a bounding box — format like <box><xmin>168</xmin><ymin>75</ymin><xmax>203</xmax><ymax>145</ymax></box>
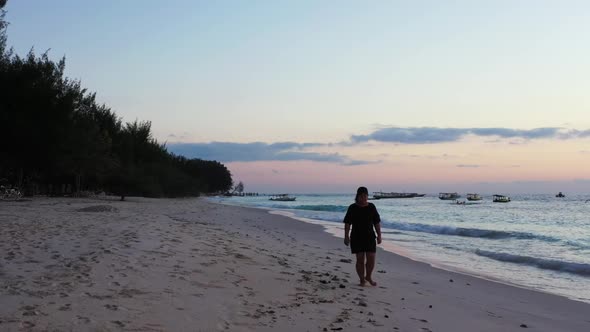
<box><xmin>365</xmin><ymin>252</ymin><xmax>377</xmax><ymax>286</ymax></box>
<box><xmin>355</xmin><ymin>252</ymin><xmax>366</xmax><ymax>286</ymax></box>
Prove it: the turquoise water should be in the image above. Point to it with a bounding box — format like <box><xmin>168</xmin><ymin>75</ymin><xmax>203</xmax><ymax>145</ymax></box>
<box><xmin>208</xmin><ymin>193</ymin><xmax>590</xmax><ymax>303</ymax></box>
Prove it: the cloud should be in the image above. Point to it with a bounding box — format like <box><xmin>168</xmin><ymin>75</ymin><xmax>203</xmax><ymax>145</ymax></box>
<box><xmin>350</xmin><ymin>126</ymin><xmax>587</xmax><ymax>144</ymax></box>
<box><xmin>351</xmin><ymin>127</ymin><xmax>466</xmax><ymax>144</ymax></box>
<box><xmin>456</xmin><ymin>164</ymin><xmax>482</xmax><ymax>168</ymax></box>
<box><xmin>167</xmin><ymin>142</ymin><xmax>373</xmax><ymax>165</ymax></box>
<box><xmin>166</xmin><ymin>126</ymin><xmax>590</xmax><ymax>165</ymax></box>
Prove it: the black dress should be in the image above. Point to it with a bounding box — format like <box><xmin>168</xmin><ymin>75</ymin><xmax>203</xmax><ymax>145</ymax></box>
<box><xmin>343</xmin><ymin>202</ymin><xmax>381</xmax><ymax>253</ymax></box>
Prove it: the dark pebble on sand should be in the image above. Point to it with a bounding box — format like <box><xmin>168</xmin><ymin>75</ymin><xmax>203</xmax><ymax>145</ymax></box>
<box><xmin>520</xmin><ymin>324</ymin><xmax>528</xmax><ymax>328</ymax></box>
<box><xmin>449</xmin><ymin>279</ymin><xmax>454</xmax><ymax>282</ymax></box>
<box><xmin>339</xmin><ymin>284</ymin><xmax>346</xmax><ymax>289</ymax></box>
<box><xmin>429</xmin><ymin>305</ymin><xmax>432</xmax><ymax>308</ymax></box>
<box><xmin>401</xmin><ymin>298</ymin><xmax>405</xmax><ymax>300</ymax></box>
<box><xmin>385</xmin><ymin>314</ymin><xmax>389</xmax><ymax>318</ymax></box>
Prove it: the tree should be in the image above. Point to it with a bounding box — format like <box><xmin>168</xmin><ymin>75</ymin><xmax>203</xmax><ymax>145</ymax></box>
<box><xmin>1</xmin><ymin>1</ymin><xmax>8</xmax><ymax>59</ymax></box>
<box><xmin>233</xmin><ymin>181</ymin><xmax>244</xmax><ymax>194</ymax></box>
<box><xmin>0</xmin><ymin>2</ymin><xmax>235</xmax><ymax>199</ymax></box>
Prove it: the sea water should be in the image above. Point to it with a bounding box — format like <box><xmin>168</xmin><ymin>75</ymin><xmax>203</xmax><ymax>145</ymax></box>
<box><xmin>208</xmin><ymin>193</ymin><xmax>590</xmax><ymax>303</ymax></box>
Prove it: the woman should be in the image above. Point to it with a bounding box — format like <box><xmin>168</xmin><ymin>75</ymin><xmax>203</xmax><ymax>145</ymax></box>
<box><xmin>343</xmin><ymin>186</ymin><xmax>382</xmax><ymax>286</ymax></box>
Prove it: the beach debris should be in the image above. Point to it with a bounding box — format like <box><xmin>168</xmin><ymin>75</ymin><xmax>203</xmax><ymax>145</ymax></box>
<box><xmin>401</xmin><ymin>297</ymin><xmax>405</xmax><ymax>300</ymax></box>
<box><xmin>377</xmin><ymin>270</ymin><xmax>386</xmax><ymax>273</ymax></box>
<box><xmin>339</xmin><ymin>284</ymin><xmax>346</xmax><ymax>288</ymax></box>
<box><xmin>449</xmin><ymin>279</ymin><xmax>454</xmax><ymax>282</ymax></box>
<box><xmin>520</xmin><ymin>324</ymin><xmax>528</xmax><ymax>328</ymax></box>
<box><xmin>429</xmin><ymin>305</ymin><xmax>433</xmax><ymax>308</ymax></box>
<box><xmin>384</xmin><ymin>314</ymin><xmax>389</xmax><ymax>318</ymax></box>
<box><xmin>412</xmin><ymin>281</ymin><xmax>419</xmax><ymax>284</ymax></box>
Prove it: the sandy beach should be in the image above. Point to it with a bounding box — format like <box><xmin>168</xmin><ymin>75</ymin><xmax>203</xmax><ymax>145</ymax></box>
<box><xmin>1</xmin><ymin>197</ymin><xmax>589</xmax><ymax>331</ymax></box>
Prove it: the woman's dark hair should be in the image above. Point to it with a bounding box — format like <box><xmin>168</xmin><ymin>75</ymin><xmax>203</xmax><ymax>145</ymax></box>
<box><xmin>355</xmin><ymin>186</ymin><xmax>368</xmax><ymax>203</ymax></box>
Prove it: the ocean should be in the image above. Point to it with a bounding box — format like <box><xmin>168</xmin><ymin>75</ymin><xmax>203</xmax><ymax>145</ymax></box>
<box><xmin>208</xmin><ymin>193</ymin><xmax>590</xmax><ymax>303</ymax></box>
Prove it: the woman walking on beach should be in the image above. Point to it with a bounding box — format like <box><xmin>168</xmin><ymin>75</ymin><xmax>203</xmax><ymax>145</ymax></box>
<box><xmin>343</xmin><ymin>186</ymin><xmax>382</xmax><ymax>286</ymax></box>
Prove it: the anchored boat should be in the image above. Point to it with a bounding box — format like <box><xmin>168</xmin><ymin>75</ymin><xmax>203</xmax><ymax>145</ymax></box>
<box><xmin>439</xmin><ymin>192</ymin><xmax>460</xmax><ymax>200</ymax></box>
<box><xmin>493</xmin><ymin>194</ymin><xmax>511</xmax><ymax>203</ymax></box>
<box><xmin>466</xmin><ymin>193</ymin><xmax>482</xmax><ymax>201</ymax></box>
<box><xmin>269</xmin><ymin>194</ymin><xmax>296</xmax><ymax>201</ymax></box>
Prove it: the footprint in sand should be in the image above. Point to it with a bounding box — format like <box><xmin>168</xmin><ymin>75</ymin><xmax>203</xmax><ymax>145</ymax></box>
<box><xmin>58</xmin><ymin>304</ymin><xmax>71</xmax><ymax>311</ymax></box>
<box><xmin>104</xmin><ymin>304</ymin><xmax>118</xmax><ymax>311</ymax></box>
<box><xmin>111</xmin><ymin>320</ymin><xmax>126</xmax><ymax>327</ymax></box>
<box><xmin>20</xmin><ymin>321</ymin><xmax>35</xmax><ymax>329</ymax></box>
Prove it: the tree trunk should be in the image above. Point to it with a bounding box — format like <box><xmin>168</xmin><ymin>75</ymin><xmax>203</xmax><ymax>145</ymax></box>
<box><xmin>17</xmin><ymin>168</ymin><xmax>23</xmax><ymax>189</ymax></box>
<box><xmin>75</xmin><ymin>174</ymin><xmax>81</xmax><ymax>194</ymax></box>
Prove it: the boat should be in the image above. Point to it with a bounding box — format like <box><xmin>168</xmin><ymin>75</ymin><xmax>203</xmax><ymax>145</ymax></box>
<box><xmin>439</xmin><ymin>192</ymin><xmax>460</xmax><ymax>200</ymax></box>
<box><xmin>372</xmin><ymin>192</ymin><xmax>424</xmax><ymax>199</ymax></box>
<box><xmin>466</xmin><ymin>193</ymin><xmax>482</xmax><ymax>201</ymax></box>
<box><xmin>493</xmin><ymin>194</ymin><xmax>511</xmax><ymax>203</ymax></box>
<box><xmin>556</xmin><ymin>192</ymin><xmax>565</xmax><ymax>198</ymax></box>
<box><xmin>269</xmin><ymin>194</ymin><xmax>296</xmax><ymax>201</ymax></box>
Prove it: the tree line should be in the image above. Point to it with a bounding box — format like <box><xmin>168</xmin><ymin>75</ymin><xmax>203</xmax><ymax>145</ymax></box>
<box><xmin>0</xmin><ymin>3</ymin><xmax>233</xmax><ymax>199</ymax></box>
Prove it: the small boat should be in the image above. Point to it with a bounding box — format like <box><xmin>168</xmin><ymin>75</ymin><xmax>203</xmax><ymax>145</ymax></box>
<box><xmin>439</xmin><ymin>192</ymin><xmax>460</xmax><ymax>200</ymax></box>
<box><xmin>466</xmin><ymin>193</ymin><xmax>482</xmax><ymax>201</ymax></box>
<box><xmin>269</xmin><ymin>194</ymin><xmax>296</xmax><ymax>201</ymax></box>
<box><xmin>493</xmin><ymin>194</ymin><xmax>511</xmax><ymax>203</ymax></box>
<box><xmin>372</xmin><ymin>192</ymin><xmax>423</xmax><ymax>199</ymax></box>
<box><xmin>556</xmin><ymin>192</ymin><xmax>565</xmax><ymax>198</ymax></box>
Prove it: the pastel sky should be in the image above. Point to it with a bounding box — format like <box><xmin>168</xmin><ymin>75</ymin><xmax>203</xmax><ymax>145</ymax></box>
<box><xmin>5</xmin><ymin>1</ymin><xmax>590</xmax><ymax>193</ymax></box>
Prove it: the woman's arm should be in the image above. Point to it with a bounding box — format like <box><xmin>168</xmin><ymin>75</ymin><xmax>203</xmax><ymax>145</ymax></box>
<box><xmin>375</xmin><ymin>223</ymin><xmax>382</xmax><ymax>244</ymax></box>
<box><xmin>344</xmin><ymin>223</ymin><xmax>351</xmax><ymax>246</ymax></box>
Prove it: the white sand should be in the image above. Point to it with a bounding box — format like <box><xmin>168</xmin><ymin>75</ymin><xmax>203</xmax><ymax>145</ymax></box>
<box><xmin>1</xmin><ymin>197</ymin><xmax>589</xmax><ymax>331</ymax></box>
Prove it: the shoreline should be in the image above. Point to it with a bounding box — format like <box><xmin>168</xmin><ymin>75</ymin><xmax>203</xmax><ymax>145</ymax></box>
<box><xmin>239</xmin><ymin>202</ymin><xmax>590</xmax><ymax>305</ymax></box>
<box><xmin>1</xmin><ymin>197</ymin><xmax>589</xmax><ymax>331</ymax></box>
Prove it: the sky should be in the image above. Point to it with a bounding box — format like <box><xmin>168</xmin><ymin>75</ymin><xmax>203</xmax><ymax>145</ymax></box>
<box><xmin>4</xmin><ymin>0</ymin><xmax>590</xmax><ymax>194</ymax></box>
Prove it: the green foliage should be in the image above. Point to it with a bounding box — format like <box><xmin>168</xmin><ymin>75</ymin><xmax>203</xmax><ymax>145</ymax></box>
<box><xmin>0</xmin><ymin>9</ymin><xmax>233</xmax><ymax>197</ymax></box>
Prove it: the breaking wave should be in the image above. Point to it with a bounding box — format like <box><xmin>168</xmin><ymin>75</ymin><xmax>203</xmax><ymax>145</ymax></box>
<box><xmin>475</xmin><ymin>250</ymin><xmax>590</xmax><ymax>277</ymax></box>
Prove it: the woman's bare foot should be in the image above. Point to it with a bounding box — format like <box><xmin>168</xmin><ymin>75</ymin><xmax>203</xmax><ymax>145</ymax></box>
<box><xmin>365</xmin><ymin>278</ymin><xmax>377</xmax><ymax>286</ymax></box>
<box><xmin>359</xmin><ymin>279</ymin><xmax>366</xmax><ymax>286</ymax></box>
